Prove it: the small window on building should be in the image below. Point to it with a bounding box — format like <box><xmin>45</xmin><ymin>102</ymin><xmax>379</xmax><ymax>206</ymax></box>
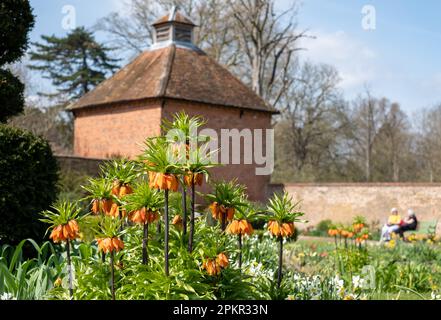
<box><xmin>156</xmin><ymin>25</ymin><xmax>171</xmax><ymax>42</ymax></box>
<box><xmin>175</xmin><ymin>26</ymin><xmax>192</xmax><ymax>43</ymax></box>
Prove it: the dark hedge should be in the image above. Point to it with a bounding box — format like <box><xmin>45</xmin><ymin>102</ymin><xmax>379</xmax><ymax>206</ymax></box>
<box><xmin>0</xmin><ymin>125</ymin><xmax>59</xmax><ymax>244</ymax></box>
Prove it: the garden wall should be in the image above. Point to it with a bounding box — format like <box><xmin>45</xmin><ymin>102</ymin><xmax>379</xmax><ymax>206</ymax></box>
<box><xmin>56</xmin><ymin>155</ymin><xmax>104</xmax><ymax>176</ymax></box>
<box><xmin>281</xmin><ymin>183</ymin><xmax>441</xmax><ymax>232</ymax></box>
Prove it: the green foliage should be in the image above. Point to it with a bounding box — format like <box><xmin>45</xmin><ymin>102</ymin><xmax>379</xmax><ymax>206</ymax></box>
<box><xmin>0</xmin><ymin>69</ymin><xmax>25</xmax><ymax>122</ymax></box>
<box><xmin>123</xmin><ymin>182</ymin><xmax>164</xmax><ymax>213</ymax></box>
<box><xmin>140</xmin><ymin>137</ymin><xmax>181</xmax><ymax>174</ymax></box>
<box><xmin>161</xmin><ymin>112</ymin><xmax>217</xmax><ymax>175</ymax></box>
<box><xmin>0</xmin><ymin>0</ymin><xmax>34</xmax><ymax>122</ymax></box>
<box><xmin>81</xmin><ymin>177</ymin><xmax>113</xmax><ymax>201</ymax></box>
<box><xmin>205</xmin><ymin>180</ymin><xmax>247</xmax><ymax>209</ymax></box>
<box><xmin>39</xmin><ymin>201</ymin><xmax>83</xmax><ymax>230</ymax></box>
<box><xmin>29</xmin><ymin>26</ymin><xmax>119</xmax><ymax>99</ymax></box>
<box><xmin>0</xmin><ymin>0</ymin><xmax>35</xmax><ymax>65</ymax></box>
<box><xmin>266</xmin><ymin>192</ymin><xmax>306</xmax><ymax>223</ymax></box>
<box><xmin>161</xmin><ymin>111</ymin><xmax>206</xmax><ymax>142</ymax></box>
<box><xmin>0</xmin><ymin>125</ymin><xmax>59</xmax><ymax>244</ymax></box>
<box><xmin>334</xmin><ymin>247</ymin><xmax>369</xmax><ymax>274</ymax></box>
<box><xmin>100</xmin><ymin>159</ymin><xmax>138</xmax><ymax>185</ymax></box>
<box><xmin>307</xmin><ymin>219</ymin><xmax>333</xmax><ymax>237</ymax></box>
<box><xmin>57</xmin><ymin>169</ymin><xmax>89</xmax><ymax>202</ymax></box>
<box><xmin>0</xmin><ymin>239</ymin><xmax>62</xmax><ymax>300</ymax></box>
<box><xmin>95</xmin><ymin>216</ymin><xmax>125</xmax><ymax>239</ymax></box>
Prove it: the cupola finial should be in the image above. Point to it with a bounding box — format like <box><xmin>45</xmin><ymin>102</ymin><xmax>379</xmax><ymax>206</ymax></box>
<box><xmin>151</xmin><ymin>8</ymin><xmax>197</xmax><ymax>48</ymax></box>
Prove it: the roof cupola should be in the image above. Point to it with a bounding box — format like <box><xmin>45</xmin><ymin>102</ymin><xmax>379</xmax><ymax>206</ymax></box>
<box><xmin>151</xmin><ymin>7</ymin><xmax>197</xmax><ymax>49</ymax></box>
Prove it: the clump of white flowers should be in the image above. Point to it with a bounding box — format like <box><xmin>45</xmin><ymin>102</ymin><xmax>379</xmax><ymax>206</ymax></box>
<box><xmin>431</xmin><ymin>292</ymin><xmax>441</xmax><ymax>300</ymax></box>
<box><xmin>243</xmin><ymin>260</ymin><xmax>274</xmax><ymax>278</ymax></box>
<box><xmin>285</xmin><ymin>273</ymin><xmax>370</xmax><ymax>300</ymax></box>
<box><xmin>0</xmin><ymin>293</ymin><xmax>16</xmax><ymax>300</ymax></box>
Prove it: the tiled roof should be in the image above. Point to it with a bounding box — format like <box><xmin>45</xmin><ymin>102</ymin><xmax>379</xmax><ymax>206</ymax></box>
<box><xmin>68</xmin><ymin>45</ymin><xmax>277</xmax><ymax>114</ymax></box>
<box><xmin>153</xmin><ymin>11</ymin><xmax>196</xmax><ymax>26</ymax></box>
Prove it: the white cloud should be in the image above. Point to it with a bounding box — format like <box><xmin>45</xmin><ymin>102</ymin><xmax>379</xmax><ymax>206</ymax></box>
<box><xmin>299</xmin><ymin>30</ymin><xmax>378</xmax><ymax>91</ymax></box>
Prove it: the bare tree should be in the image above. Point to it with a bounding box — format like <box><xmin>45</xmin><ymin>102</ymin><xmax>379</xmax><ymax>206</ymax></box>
<box><xmin>230</xmin><ymin>0</ymin><xmax>308</xmax><ymax>107</ymax></box>
<box><xmin>8</xmin><ymin>61</ymin><xmax>73</xmax><ymax>154</ymax></box>
<box><xmin>95</xmin><ymin>0</ymin><xmax>164</xmax><ymax>55</ymax></box>
<box><xmin>97</xmin><ymin>0</ymin><xmax>308</xmax><ymax>109</ymax></box>
<box><xmin>95</xmin><ymin>0</ymin><xmax>239</xmax><ymax>66</ymax></box>
<box><xmin>277</xmin><ymin>62</ymin><xmax>347</xmax><ymax>175</ymax></box>
<box><xmin>415</xmin><ymin>105</ymin><xmax>441</xmax><ymax>182</ymax></box>
<box><xmin>377</xmin><ymin>101</ymin><xmax>409</xmax><ymax>181</ymax></box>
<box><xmin>349</xmin><ymin>90</ymin><xmax>386</xmax><ymax>182</ymax></box>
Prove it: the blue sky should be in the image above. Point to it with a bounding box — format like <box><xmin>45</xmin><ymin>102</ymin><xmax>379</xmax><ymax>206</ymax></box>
<box><xmin>28</xmin><ymin>0</ymin><xmax>441</xmax><ymax>114</ymax></box>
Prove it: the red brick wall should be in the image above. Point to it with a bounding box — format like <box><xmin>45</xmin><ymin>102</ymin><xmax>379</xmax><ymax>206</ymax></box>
<box><xmin>73</xmin><ymin>100</ymin><xmax>162</xmax><ymax>159</ymax></box>
<box><xmin>56</xmin><ymin>155</ymin><xmax>104</xmax><ymax>176</ymax></box>
<box><xmin>283</xmin><ymin>183</ymin><xmax>441</xmax><ymax>232</ymax></box>
<box><xmin>163</xmin><ymin>100</ymin><xmax>273</xmax><ymax>202</ymax></box>
<box><xmin>73</xmin><ymin>98</ymin><xmax>273</xmax><ymax>202</ymax></box>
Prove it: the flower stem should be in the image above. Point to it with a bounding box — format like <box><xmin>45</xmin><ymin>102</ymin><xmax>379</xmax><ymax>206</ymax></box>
<box><xmin>277</xmin><ymin>237</ymin><xmax>283</xmax><ymax>289</ymax></box>
<box><xmin>66</xmin><ymin>238</ymin><xmax>73</xmax><ymax>299</ymax></box>
<box><xmin>142</xmin><ymin>223</ymin><xmax>149</xmax><ymax>264</ymax></box>
<box><xmin>182</xmin><ymin>186</ymin><xmax>187</xmax><ymax>235</ymax></box>
<box><xmin>221</xmin><ymin>213</ymin><xmax>227</xmax><ymax>232</ymax></box>
<box><xmin>238</xmin><ymin>233</ymin><xmax>242</xmax><ymax>271</ymax></box>
<box><xmin>156</xmin><ymin>217</ymin><xmax>161</xmax><ymax>236</ymax></box>
<box><xmin>188</xmin><ymin>182</ymin><xmax>195</xmax><ymax>253</ymax></box>
<box><xmin>165</xmin><ymin>189</ymin><xmax>170</xmax><ymax>276</ymax></box>
<box><xmin>110</xmin><ymin>251</ymin><xmax>115</xmax><ymax>300</ymax></box>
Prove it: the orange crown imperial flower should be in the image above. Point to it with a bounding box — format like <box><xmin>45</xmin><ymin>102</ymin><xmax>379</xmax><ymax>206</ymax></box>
<box><xmin>118</xmin><ymin>184</ymin><xmax>133</xmax><ymax>198</ymax></box>
<box><xmin>353</xmin><ymin>223</ymin><xmax>365</xmax><ymax>233</ymax></box>
<box><xmin>202</xmin><ymin>253</ymin><xmax>229</xmax><ymax>276</ymax></box>
<box><xmin>91</xmin><ymin>198</ymin><xmax>114</xmax><ymax>215</ymax></box>
<box><xmin>184</xmin><ymin>172</ymin><xmax>204</xmax><ymax>187</ymax></box>
<box><xmin>149</xmin><ymin>172</ymin><xmax>179</xmax><ymax>192</ymax></box>
<box><xmin>328</xmin><ymin>229</ymin><xmax>339</xmax><ymax>237</ymax></box>
<box><xmin>216</xmin><ymin>253</ymin><xmax>229</xmax><ymax>268</ymax></box>
<box><xmin>268</xmin><ymin>221</ymin><xmax>295</xmax><ymax>238</ymax></box>
<box><xmin>97</xmin><ymin>237</ymin><xmax>124</xmax><ymax>254</ymax></box>
<box><xmin>226</xmin><ymin>219</ymin><xmax>254</xmax><ymax>236</ymax></box>
<box><xmin>50</xmin><ymin>220</ymin><xmax>80</xmax><ymax>243</ymax></box>
<box><xmin>210</xmin><ymin>202</ymin><xmax>235</xmax><ymax>222</ymax></box>
<box><xmin>129</xmin><ymin>207</ymin><xmax>159</xmax><ymax>224</ymax></box>
<box><xmin>108</xmin><ymin>203</ymin><xmax>121</xmax><ymax>218</ymax></box>
<box><xmin>202</xmin><ymin>259</ymin><xmax>221</xmax><ymax>276</ymax></box>
<box><xmin>172</xmin><ymin>215</ymin><xmax>183</xmax><ymax>229</ymax></box>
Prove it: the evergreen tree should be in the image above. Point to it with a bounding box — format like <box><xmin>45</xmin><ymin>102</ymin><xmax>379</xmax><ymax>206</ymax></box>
<box><xmin>0</xmin><ymin>0</ymin><xmax>35</xmax><ymax>122</ymax></box>
<box><xmin>29</xmin><ymin>27</ymin><xmax>120</xmax><ymax>100</ymax></box>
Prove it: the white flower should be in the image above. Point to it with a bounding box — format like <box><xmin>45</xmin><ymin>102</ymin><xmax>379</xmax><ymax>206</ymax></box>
<box><xmin>0</xmin><ymin>293</ymin><xmax>16</xmax><ymax>300</ymax></box>
<box><xmin>352</xmin><ymin>276</ymin><xmax>361</xmax><ymax>288</ymax></box>
<box><xmin>333</xmin><ymin>275</ymin><xmax>344</xmax><ymax>289</ymax></box>
<box><xmin>431</xmin><ymin>292</ymin><xmax>441</xmax><ymax>300</ymax></box>
<box><xmin>352</xmin><ymin>275</ymin><xmax>366</xmax><ymax>290</ymax></box>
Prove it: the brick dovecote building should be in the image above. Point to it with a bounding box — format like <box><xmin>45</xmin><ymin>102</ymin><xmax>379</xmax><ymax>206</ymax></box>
<box><xmin>68</xmin><ymin>8</ymin><xmax>278</xmax><ymax>202</ymax></box>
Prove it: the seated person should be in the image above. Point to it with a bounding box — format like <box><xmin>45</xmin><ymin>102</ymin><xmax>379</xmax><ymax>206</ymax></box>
<box><xmin>381</xmin><ymin>208</ymin><xmax>402</xmax><ymax>242</ymax></box>
<box><xmin>396</xmin><ymin>209</ymin><xmax>418</xmax><ymax>239</ymax></box>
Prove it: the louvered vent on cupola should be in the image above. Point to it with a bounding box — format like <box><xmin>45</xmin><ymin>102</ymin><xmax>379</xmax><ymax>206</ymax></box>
<box><xmin>152</xmin><ymin>7</ymin><xmax>196</xmax><ymax>46</ymax></box>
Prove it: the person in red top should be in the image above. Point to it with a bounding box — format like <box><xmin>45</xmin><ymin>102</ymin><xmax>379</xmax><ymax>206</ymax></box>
<box><xmin>397</xmin><ymin>209</ymin><xmax>418</xmax><ymax>239</ymax></box>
